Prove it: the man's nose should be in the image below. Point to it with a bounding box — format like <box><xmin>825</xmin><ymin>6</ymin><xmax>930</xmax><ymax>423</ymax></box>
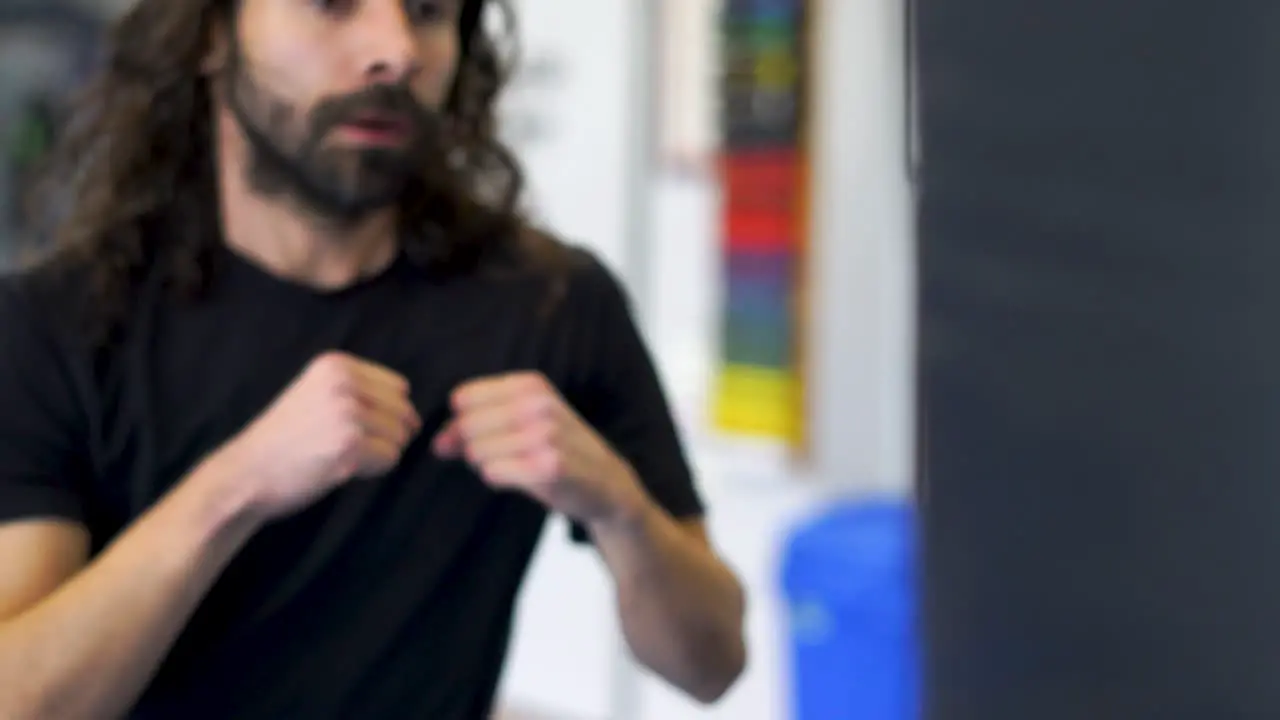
<box><xmin>355</xmin><ymin>2</ymin><xmax>421</xmax><ymax>84</ymax></box>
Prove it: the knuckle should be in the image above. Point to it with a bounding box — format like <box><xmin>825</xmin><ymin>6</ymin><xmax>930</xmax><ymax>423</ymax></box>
<box><xmin>340</xmin><ymin>422</ymin><xmax>366</xmax><ymax>445</ymax></box>
<box><xmin>529</xmin><ymin>418</ymin><xmax>557</xmax><ymax>445</ymax></box>
<box><xmin>536</xmin><ymin>449</ymin><xmax>564</xmax><ymax>479</ymax></box>
<box><xmin>337</xmin><ymin>423</ymin><xmax>363</xmax><ymax>450</ymax></box>
<box><xmin>450</xmin><ymin>386</ymin><xmax>473</xmax><ymax>411</ymax></box>
<box><xmin>392</xmin><ymin>423</ymin><xmax>412</xmax><ymax>449</ymax></box>
<box><xmin>522</xmin><ymin>395</ymin><xmax>549</xmax><ymax>419</ymax></box>
<box><xmin>390</xmin><ymin>373</ymin><xmax>411</xmax><ymax>395</ymax></box>
<box><xmin>333</xmin><ymin>395</ymin><xmax>363</xmax><ymax>423</ymax></box>
<box><xmin>312</xmin><ymin>351</ymin><xmax>349</xmax><ymax>375</ymax></box>
<box><xmin>456</xmin><ymin>415</ymin><xmax>478</xmax><ymax>441</ymax></box>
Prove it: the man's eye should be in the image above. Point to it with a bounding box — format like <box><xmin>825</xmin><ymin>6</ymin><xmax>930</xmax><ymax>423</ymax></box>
<box><xmin>314</xmin><ymin>0</ymin><xmax>356</xmax><ymax>15</ymax></box>
<box><xmin>405</xmin><ymin>0</ymin><xmax>449</xmax><ymax>23</ymax></box>
<box><xmin>309</xmin><ymin>0</ymin><xmax>451</xmax><ymax>23</ymax></box>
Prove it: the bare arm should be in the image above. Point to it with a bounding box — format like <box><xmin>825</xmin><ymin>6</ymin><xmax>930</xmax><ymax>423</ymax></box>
<box><xmin>0</xmin><ymin>453</ymin><xmax>265</xmax><ymax>720</ymax></box>
<box><xmin>589</xmin><ymin>503</ymin><xmax>747</xmax><ymax>704</ymax></box>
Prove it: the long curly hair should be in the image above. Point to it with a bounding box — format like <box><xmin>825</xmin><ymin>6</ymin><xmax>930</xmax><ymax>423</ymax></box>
<box><xmin>27</xmin><ymin>0</ymin><xmax>563</xmax><ymax>342</ymax></box>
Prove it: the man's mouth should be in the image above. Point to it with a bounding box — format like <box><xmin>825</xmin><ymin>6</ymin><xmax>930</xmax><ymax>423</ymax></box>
<box><xmin>336</xmin><ymin>112</ymin><xmax>412</xmax><ymax>145</ymax></box>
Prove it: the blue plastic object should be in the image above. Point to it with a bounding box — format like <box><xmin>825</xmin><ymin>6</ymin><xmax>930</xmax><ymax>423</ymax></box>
<box><xmin>780</xmin><ymin>498</ymin><xmax>919</xmax><ymax>720</ymax></box>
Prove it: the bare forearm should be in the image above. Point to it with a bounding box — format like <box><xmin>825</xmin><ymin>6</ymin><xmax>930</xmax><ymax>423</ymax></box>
<box><xmin>590</xmin><ymin>502</ymin><xmax>747</xmax><ymax>704</ymax></box>
<box><xmin>0</xmin><ymin>455</ymin><xmax>263</xmax><ymax>720</ymax></box>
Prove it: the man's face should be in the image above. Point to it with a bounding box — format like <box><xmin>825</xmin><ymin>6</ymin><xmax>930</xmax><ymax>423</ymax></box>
<box><xmin>218</xmin><ymin>0</ymin><xmax>463</xmax><ymax>224</ymax></box>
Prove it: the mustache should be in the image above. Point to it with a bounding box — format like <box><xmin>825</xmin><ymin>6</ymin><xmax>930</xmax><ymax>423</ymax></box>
<box><xmin>309</xmin><ymin>83</ymin><xmax>440</xmax><ymax>138</ymax></box>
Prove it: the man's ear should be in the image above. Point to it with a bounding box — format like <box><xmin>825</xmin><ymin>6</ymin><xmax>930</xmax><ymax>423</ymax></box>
<box><xmin>200</xmin><ymin>16</ymin><xmax>230</xmax><ymax>75</ymax></box>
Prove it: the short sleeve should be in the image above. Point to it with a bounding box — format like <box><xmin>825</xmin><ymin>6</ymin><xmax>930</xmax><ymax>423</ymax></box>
<box><xmin>560</xmin><ymin>255</ymin><xmax>705</xmax><ymax>543</ymax></box>
<box><xmin>0</xmin><ymin>274</ymin><xmax>90</xmax><ymax>525</ymax></box>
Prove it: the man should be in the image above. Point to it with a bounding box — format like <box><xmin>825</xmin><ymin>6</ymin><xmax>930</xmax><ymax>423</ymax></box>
<box><xmin>0</xmin><ymin>0</ymin><xmax>747</xmax><ymax>717</ymax></box>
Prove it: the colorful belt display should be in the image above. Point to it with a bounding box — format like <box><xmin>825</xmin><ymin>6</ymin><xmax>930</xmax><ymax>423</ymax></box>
<box><xmin>712</xmin><ymin>0</ymin><xmax>811</xmax><ymax>447</ymax></box>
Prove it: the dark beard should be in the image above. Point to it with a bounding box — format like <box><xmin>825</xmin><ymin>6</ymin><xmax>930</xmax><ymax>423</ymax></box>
<box><xmin>223</xmin><ymin>43</ymin><xmax>447</xmax><ymax>227</ymax></box>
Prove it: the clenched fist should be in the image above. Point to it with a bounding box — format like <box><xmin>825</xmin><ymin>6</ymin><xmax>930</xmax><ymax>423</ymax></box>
<box><xmin>432</xmin><ymin>371</ymin><xmax>644</xmax><ymax>524</ymax></box>
<box><xmin>216</xmin><ymin>351</ymin><xmax>421</xmax><ymax>520</ymax></box>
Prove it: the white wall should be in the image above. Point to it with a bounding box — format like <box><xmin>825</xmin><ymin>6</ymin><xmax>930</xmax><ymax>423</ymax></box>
<box><xmin>498</xmin><ymin>0</ymin><xmax>633</xmax><ymax>271</ymax></box>
<box><xmin>500</xmin><ymin>0</ymin><xmax>914</xmax><ymax>718</ymax></box>
<box><xmin>807</xmin><ymin>0</ymin><xmax>915</xmax><ymax>490</ymax></box>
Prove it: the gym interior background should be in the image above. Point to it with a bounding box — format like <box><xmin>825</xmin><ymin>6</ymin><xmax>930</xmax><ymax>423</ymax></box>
<box><xmin>1</xmin><ymin>0</ymin><xmax>914</xmax><ymax>718</ymax></box>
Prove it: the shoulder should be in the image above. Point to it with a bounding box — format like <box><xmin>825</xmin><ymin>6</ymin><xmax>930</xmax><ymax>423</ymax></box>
<box><xmin>0</xmin><ymin>265</ymin><xmax>67</xmax><ymax>341</ymax></box>
<box><xmin>564</xmin><ymin>245</ymin><xmax>628</xmax><ymax>302</ymax></box>
<box><xmin>0</xmin><ymin>263</ymin><xmax>93</xmax><ymax>410</ymax></box>
<box><xmin>0</xmin><ymin>258</ymin><xmax>95</xmax><ymax>349</ymax></box>
<box><xmin>511</xmin><ymin>227</ymin><xmax>634</xmax><ymax>320</ymax></box>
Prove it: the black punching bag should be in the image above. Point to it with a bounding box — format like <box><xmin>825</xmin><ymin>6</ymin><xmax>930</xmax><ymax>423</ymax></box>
<box><xmin>918</xmin><ymin>2</ymin><xmax>1280</xmax><ymax>718</ymax></box>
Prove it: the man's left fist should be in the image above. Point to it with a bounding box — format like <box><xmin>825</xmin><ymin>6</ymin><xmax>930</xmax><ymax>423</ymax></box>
<box><xmin>432</xmin><ymin>371</ymin><xmax>643</xmax><ymax>523</ymax></box>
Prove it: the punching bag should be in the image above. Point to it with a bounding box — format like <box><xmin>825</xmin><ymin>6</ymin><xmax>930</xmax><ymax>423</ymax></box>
<box><xmin>918</xmin><ymin>2</ymin><xmax>1280</xmax><ymax>718</ymax></box>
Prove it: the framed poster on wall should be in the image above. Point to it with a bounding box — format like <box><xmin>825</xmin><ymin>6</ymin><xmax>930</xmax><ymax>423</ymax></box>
<box><xmin>0</xmin><ymin>2</ymin><xmax>105</xmax><ymax>266</ymax></box>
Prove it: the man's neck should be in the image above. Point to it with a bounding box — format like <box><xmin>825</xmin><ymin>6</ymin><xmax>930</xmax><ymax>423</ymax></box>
<box><xmin>220</xmin><ymin>189</ymin><xmax>399</xmax><ymax>291</ymax></box>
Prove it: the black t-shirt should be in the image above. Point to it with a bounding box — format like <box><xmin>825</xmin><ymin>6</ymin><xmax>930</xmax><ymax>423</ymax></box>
<box><xmin>0</xmin><ymin>241</ymin><xmax>704</xmax><ymax>719</ymax></box>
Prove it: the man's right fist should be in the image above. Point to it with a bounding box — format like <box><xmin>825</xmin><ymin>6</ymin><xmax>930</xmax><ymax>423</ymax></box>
<box><xmin>215</xmin><ymin>352</ymin><xmax>421</xmax><ymax>520</ymax></box>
